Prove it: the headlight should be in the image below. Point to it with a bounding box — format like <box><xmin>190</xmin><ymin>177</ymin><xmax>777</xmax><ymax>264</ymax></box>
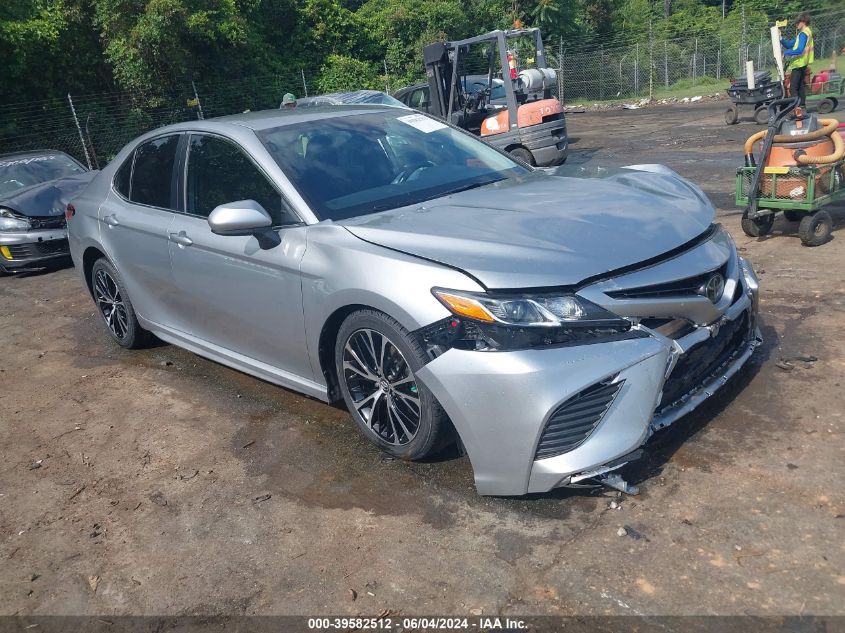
<box><xmin>0</xmin><ymin>208</ymin><xmax>31</xmax><ymax>232</ymax></box>
<box><xmin>433</xmin><ymin>288</ymin><xmax>626</xmax><ymax>327</ymax></box>
<box><xmin>426</xmin><ymin>288</ymin><xmax>639</xmax><ymax>351</ymax></box>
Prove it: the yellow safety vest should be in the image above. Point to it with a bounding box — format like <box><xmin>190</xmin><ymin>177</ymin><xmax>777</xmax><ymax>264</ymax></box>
<box><xmin>787</xmin><ymin>26</ymin><xmax>814</xmax><ymax>70</ymax></box>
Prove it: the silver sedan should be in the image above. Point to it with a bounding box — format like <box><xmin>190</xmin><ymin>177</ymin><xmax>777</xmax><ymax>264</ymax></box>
<box><xmin>67</xmin><ymin>106</ymin><xmax>761</xmax><ymax>496</ymax></box>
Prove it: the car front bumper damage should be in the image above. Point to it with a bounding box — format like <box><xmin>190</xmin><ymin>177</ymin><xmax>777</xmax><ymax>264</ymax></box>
<box><xmin>0</xmin><ymin>228</ymin><xmax>70</xmax><ymax>272</ymax></box>
<box><xmin>416</xmin><ymin>255</ymin><xmax>761</xmax><ymax>496</ymax></box>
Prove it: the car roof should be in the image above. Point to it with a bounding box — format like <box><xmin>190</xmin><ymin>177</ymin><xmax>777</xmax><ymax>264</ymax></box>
<box><xmin>149</xmin><ymin>105</ymin><xmax>397</xmax><ymax>136</ymax></box>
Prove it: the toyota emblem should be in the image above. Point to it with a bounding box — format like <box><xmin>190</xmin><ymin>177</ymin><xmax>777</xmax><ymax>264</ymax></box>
<box><xmin>699</xmin><ymin>273</ymin><xmax>725</xmax><ymax>303</ymax></box>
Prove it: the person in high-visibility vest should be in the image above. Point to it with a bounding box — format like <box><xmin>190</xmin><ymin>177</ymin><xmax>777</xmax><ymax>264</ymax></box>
<box><xmin>781</xmin><ymin>12</ymin><xmax>814</xmax><ymax>106</ymax></box>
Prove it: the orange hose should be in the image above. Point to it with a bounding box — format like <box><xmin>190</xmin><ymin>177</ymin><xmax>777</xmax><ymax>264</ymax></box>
<box><xmin>743</xmin><ymin>118</ymin><xmax>840</xmax><ymax>155</ymax></box>
<box><xmin>796</xmin><ymin>130</ymin><xmax>844</xmax><ymax>165</ymax></box>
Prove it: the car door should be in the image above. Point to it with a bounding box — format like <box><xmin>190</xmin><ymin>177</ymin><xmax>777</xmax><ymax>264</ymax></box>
<box><xmin>97</xmin><ymin>134</ymin><xmax>182</xmax><ymax>329</ymax></box>
<box><xmin>167</xmin><ymin>132</ymin><xmax>312</xmax><ymax>380</ymax></box>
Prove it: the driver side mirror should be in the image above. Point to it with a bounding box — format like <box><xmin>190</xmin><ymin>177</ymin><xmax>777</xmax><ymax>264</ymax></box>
<box><xmin>207</xmin><ymin>200</ymin><xmax>273</xmax><ymax>236</ymax></box>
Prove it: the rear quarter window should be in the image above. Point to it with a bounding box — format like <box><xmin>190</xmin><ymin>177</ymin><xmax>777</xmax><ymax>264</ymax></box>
<box><xmin>113</xmin><ymin>154</ymin><xmax>133</xmax><ymax>198</ymax></box>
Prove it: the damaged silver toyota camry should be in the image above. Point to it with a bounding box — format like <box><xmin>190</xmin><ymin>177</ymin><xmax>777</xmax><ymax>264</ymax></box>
<box><xmin>67</xmin><ymin>106</ymin><xmax>760</xmax><ymax>496</ymax></box>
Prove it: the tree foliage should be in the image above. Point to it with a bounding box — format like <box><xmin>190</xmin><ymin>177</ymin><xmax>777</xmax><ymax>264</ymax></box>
<box><xmin>1</xmin><ymin>0</ymin><xmax>842</xmax><ymax>106</ymax></box>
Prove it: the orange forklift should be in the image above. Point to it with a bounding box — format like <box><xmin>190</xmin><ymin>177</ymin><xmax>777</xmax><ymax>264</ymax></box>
<box><xmin>421</xmin><ymin>28</ymin><xmax>568</xmax><ymax>166</ymax></box>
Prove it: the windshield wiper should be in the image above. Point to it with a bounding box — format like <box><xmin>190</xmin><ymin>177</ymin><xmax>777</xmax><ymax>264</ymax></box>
<box><xmin>438</xmin><ymin>178</ymin><xmax>502</xmax><ymax>198</ymax></box>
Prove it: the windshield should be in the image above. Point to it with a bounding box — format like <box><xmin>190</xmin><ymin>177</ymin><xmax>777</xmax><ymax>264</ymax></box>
<box><xmin>0</xmin><ymin>153</ymin><xmax>85</xmax><ymax>195</ymax></box>
<box><xmin>258</xmin><ymin>111</ymin><xmax>526</xmax><ymax>221</ymax></box>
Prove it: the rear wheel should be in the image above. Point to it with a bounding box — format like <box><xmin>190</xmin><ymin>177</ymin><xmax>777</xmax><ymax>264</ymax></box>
<box><xmin>508</xmin><ymin>146</ymin><xmax>536</xmax><ymax>166</ymax></box>
<box><xmin>90</xmin><ymin>258</ymin><xmax>150</xmax><ymax>348</ymax></box>
<box><xmin>725</xmin><ymin>105</ymin><xmax>739</xmax><ymax>125</ymax></box>
<box><xmin>754</xmin><ymin>105</ymin><xmax>769</xmax><ymax>125</ymax></box>
<box><xmin>335</xmin><ymin>310</ymin><xmax>451</xmax><ymax>460</ymax></box>
<box><xmin>741</xmin><ymin>208</ymin><xmax>774</xmax><ymax>237</ymax></box>
<box><xmin>817</xmin><ymin>98</ymin><xmax>835</xmax><ymax>114</ymax></box>
<box><xmin>798</xmin><ymin>210</ymin><xmax>832</xmax><ymax>246</ymax></box>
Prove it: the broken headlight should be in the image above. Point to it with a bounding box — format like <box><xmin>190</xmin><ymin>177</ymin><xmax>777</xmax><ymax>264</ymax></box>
<box><xmin>0</xmin><ymin>208</ymin><xmax>31</xmax><ymax>232</ymax></box>
<box><xmin>426</xmin><ymin>288</ymin><xmax>638</xmax><ymax>352</ymax></box>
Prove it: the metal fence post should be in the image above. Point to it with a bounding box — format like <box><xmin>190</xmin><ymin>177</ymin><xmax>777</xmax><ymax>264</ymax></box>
<box><xmin>649</xmin><ymin>23</ymin><xmax>654</xmax><ymax>100</ymax></box>
<box><xmin>67</xmin><ymin>93</ymin><xmax>92</xmax><ymax>170</ymax></box>
<box><xmin>635</xmin><ymin>42</ymin><xmax>639</xmax><ymax>96</ymax></box>
<box><xmin>558</xmin><ymin>40</ymin><xmax>565</xmax><ymax>106</ymax></box>
<box><xmin>664</xmin><ymin>40</ymin><xmax>669</xmax><ymax>88</ymax></box>
<box><xmin>384</xmin><ymin>59</ymin><xmax>389</xmax><ymax>94</ymax></box>
<box><xmin>599</xmin><ymin>45</ymin><xmax>604</xmax><ymax>101</ymax></box>
<box><xmin>301</xmin><ymin>69</ymin><xmax>308</xmax><ymax>97</ymax></box>
<box><xmin>191</xmin><ymin>80</ymin><xmax>204</xmax><ymax>120</ymax></box>
<box><xmin>692</xmin><ymin>38</ymin><xmax>698</xmax><ymax>86</ymax></box>
<box><xmin>717</xmin><ymin>36</ymin><xmax>722</xmax><ymax>80</ymax></box>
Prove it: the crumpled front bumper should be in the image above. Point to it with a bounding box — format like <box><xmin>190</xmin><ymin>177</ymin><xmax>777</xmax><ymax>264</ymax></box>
<box><xmin>0</xmin><ymin>227</ymin><xmax>70</xmax><ymax>272</ymax></box>
<box><xmin>416</xmin><ymin>257</ymin><xmax>761</xmax><ymax>496</ymax></box>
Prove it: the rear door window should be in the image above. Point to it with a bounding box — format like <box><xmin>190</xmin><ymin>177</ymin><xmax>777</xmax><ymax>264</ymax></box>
<box><xmin>130</xmin><ymin>135</ymin><xmax>180</xmax><ymax>209</ymax></box>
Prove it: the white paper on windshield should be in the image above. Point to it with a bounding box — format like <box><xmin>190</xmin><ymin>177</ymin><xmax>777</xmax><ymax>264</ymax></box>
<box><xmin>397</xmin><ymin>113</ymin><xmax>447</xmax><ymax>133</ymax></box>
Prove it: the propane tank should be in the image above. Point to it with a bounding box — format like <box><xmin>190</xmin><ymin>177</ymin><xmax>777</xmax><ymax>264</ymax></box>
<box><xmin>517</xmin><ymin>68</ymin><xmax>557</xmax><ymax>93</ymax></box>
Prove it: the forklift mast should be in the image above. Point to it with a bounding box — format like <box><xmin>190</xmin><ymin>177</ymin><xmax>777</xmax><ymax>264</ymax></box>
<box><xmin>423</xmin><ymin>29</ymin><xmax>550</xmax><ymax>132</ymax></box>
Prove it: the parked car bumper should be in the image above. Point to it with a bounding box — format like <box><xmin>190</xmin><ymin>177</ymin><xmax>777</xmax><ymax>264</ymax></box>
<box><xmin>417</xmin><ymin>257</ymin><xmax>760</xmax><ymax>496</ymax></box>
<box><xmin>0</xmin><ymin>228</ymin><xmax>70</xmax><ymax>272</ymax></box>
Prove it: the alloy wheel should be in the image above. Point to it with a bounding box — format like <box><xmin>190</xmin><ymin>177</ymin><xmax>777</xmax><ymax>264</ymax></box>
<box><xmin>93</xmin><ymin>269</ymin><xmax>129</xmax><ymax>340</ymax></box>
<box><xmin>342</xmin><ymin>328</ymin><xmax>421</xmax><ymax>445</ymax></box>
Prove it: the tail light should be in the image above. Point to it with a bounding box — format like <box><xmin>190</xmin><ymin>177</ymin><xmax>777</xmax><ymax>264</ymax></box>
<box><xmin>65</xmin><ymin>203</ymin><xmax>76</xmax><ymax>220</ymax></box>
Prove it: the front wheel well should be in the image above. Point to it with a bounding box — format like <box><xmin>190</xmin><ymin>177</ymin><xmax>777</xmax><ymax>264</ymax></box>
<box><xmin>318</xmin><ymin>304</ymin><xmax>373</xmax><ymax>402</ymax></box>
<box><xmin>82</xmin><ymin>246</ymin><xmax>107</xmax><ymax>298</ymax></box>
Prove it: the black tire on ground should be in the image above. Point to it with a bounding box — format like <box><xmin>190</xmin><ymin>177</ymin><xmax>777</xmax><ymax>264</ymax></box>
<box><xmin>741</xmin><ymin>209</ymin><xmax>775</xmax><ymax>237</ymax></box>
<box><xmin>798</xmin><ymin>210</ymin><xmax>833</xmax><ymax>246</ymax></box>
<box><xmin>783</xmin><ymin>210</ymin><xmax>805</xmax><ymax>222</ymax></box>
<box><xmin>817</xmin><ymin>98</ymin><xmax>835</xmax><ymax>114</ymax></box>
<box><xmin>754</xmin><ymin>105</ymin><xmax>769</xmax><ymax>125</ymax></box>
<box><xmin>335</xmin><ymin>309</ymin><xmax>452</xmax><ymax>461</ymax></box>
<box><xmin>508</xmin><ymin>146</ymin><xmax>536</xmax><ymax>166</ymax></box>
<box><xmin>90</xmin><ymin>258</ymin><xmax>150</xmax><ymax>348</ymax></box>
<box><xmin>725</xmin><ymin>105</ymin><xmax>739</xmax><ymax>125</ymax></box>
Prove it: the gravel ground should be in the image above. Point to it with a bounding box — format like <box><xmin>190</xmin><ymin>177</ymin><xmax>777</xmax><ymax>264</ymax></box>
<box><xmin>1</xmin><ymin>100</ymin><xmax>843</xmax><ymax>617</ymax></box>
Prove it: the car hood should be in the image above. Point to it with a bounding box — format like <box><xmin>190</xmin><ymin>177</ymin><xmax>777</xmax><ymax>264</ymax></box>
<box><xmin>340</xmin><ymin>165</ymin><xmax>715</xmax><ymax>289</ymax></box>
<box><xmin>0</xmin><ymin>171</ymin><xmax>96</xmax><ymax>218</ymax></box>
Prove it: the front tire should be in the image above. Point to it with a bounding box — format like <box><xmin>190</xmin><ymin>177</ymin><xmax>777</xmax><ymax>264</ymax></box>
<box><xmin>798</xmin><ymin>210</ymin><xmax>832</xmax><ymax>246</ymax></box>
<box><xmin>90</xmin><ymin>258</ymin><xmax>149</xmax><ymax>348</ymax></box>
<box><xmin>335</xmin><ymin>310</ymin><xmax>451</xmax><ymax>460</ymax></box>
<box><xmin>508</xmin><ymin>146</ymin><xmax>536</xmax><ymax>166</ymax></box>
<box><xmin>741</xmin><ymin>208</ymin><xmax>775</xmax><ymax>237</ymax></box>
<box><xmin>725</xmin><ymin>105</ymin><xmax>739</xmax><ymax>125</ymax></box>
<box><xmin>817</xmin><ymin>98</ymin><xmax>835</xmax><ymax>114</ymax></box>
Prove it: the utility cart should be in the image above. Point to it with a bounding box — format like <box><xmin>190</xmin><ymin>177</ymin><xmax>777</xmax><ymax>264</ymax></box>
<box><xmin>737</xmin><ymin>159</ymin><xmax>845</xmax><ymax>246</ymax></box>
<box><xmin>725</xmin><ymin>70</ymin><xmax>784</xmax><ymax>125</ymax></box>
<box><xmin>806</xmin><ymin>72</ymin><xmax>843</xmax><ymax>114</ymax></box>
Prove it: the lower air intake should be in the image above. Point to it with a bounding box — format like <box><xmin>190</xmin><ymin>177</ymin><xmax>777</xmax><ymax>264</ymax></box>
<box><xmin>535</xmin><ymin>378</ymin><xmax>624</xmax><ymax>460</ymax></box>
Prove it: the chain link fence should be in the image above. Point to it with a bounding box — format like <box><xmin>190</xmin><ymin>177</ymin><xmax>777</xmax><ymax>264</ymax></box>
<box><xmin>547</xmin><ymin>8</ymin><xmax>845</xmax><ymax>104</ymax></box>
<box><xmin>2</xmin><ymin>9</ymin><xmax>844</xmax><ymax>167</ymax></box>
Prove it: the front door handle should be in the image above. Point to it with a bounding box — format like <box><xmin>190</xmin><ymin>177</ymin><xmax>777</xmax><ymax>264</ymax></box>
<box><xmin>169</xmin><ymin>231</ymin><xmax>193</xmax><ymax>247</ymax></box>
<box><xmin>103</xmin><ymin>214</ymin><xmax>120</xmax><ymax>227</ymax></box>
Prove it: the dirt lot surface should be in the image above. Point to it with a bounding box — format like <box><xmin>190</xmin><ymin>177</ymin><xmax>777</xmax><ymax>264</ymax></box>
<box><xmin>1</xmin><ymin>100</ymin><xmax>844</xmax><ymax>617</ymax></box>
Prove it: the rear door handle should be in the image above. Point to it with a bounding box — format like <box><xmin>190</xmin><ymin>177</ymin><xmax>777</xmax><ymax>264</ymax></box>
<box><xmin>103</xmin><ymin>214</ymin><xmax>120</xmax><ymax>227</ymax></box>
<box><xmin>169</xmin><ymin>231</ymin><xmax>193</xmax><ymax>247</ymax></box>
